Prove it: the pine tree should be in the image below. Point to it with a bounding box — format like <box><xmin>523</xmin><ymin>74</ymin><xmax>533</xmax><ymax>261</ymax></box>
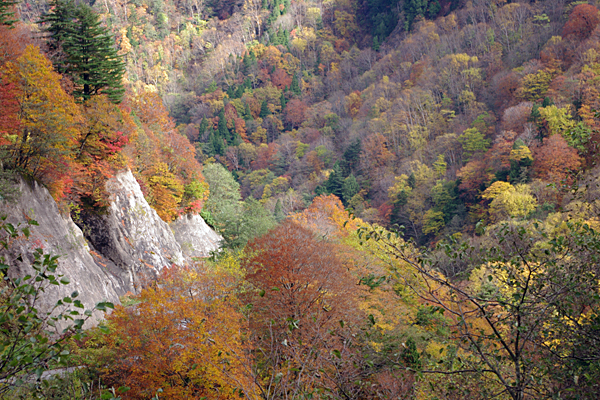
<box><xmin>342</xmin><ymin>174</ymin><xmax>359</xmax><ymax>205</ymax></box>
<box><xmin>274</xmin><ymin>198</ymin><xmax>284</xmax><ymax>222</ymax></box>
<box><xmin>290</xmin><ymin>74</ymin><xmax>301</xmax><ymax>95</ymax></box>
<box><xmin>280</xmin><ymin>91</ymin><xmax>287</xmax><ymax>110</ymax></box>
<box><xmin>211</xmin><ymin>127</ymin><xmax>224</xmax><ymax>156</ymax></box>
<box><xmin>217</xmin><ymin>109</ymin><xmax>231</xmax><ymax>144</ymax></box>
<box><xmin>0</xmin><ymin>0</ymin><xmax>17</xmax><ymax>27</ymax></box>
<box><xmin>325</xmin><ymin>162</ymin><xmax>344</xmax><ymax>199</ymax></box>
<box><xmin>342</xmin><ymin>138</ymin><xmax>361</xmax><ymax>175</ymax></box>
<box><xmin>235</xmin><ymin>85</ymin><xmax>244</xmax><ymax>98</ymax></box>
<box><xmin>226</xmin><ymin>85</ymin><xmax>234</xmax><ymax>98</ymax></box>
<box><xmin>41</xmin><ymin>0</ymin><xmax>125</xmax><ymax>103</ymax></box>
<box><xmin>243</xmin><ymin>102</ymin><xmax>254</xmax><ymax>121</ymax></box>
<box><xmin>198</xmin><ymin>117</ymin><xmax>208</xmax><ymax>140</ymax></box>
<box><xmin>259</xmin><ymin>100</ymin><xmax>270</xmax><ymax>118</ymax></box>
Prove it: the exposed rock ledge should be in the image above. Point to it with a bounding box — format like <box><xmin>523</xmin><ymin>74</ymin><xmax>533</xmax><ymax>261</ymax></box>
<box><xmin>170</xmin><ymin>213</ymin><xmax>222</xmax><ymax>258</ymax></box>
<box><xmin>79</xmin><ymin>169</ymin><xmax>185</xmax><ymax>291</ymax></box>
<box><xmin>0</xmin><ymin>178</ymin><xmax>126</xmax><ymax>329</ymax></box>
<box><xmin>0</xmin><ymin>170</ymin><xmax>221</xmax><ymax>326</ymax></box>
<box><xmin>78</xmin><ymin>169</ymin><xmax>221</xmax><ymax>292</ymax></box>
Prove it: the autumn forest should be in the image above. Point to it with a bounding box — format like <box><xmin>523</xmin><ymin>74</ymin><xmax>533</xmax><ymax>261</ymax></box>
<box><xmin>2</xmin><ymin>0</ymin><xmax>600</xmax><ymax>398</ymax></box>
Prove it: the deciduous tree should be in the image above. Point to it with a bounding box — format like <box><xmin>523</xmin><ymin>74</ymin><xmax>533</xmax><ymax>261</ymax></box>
<box><xmin>243</xmin><ymin>221</ymin><xmax>364</xmax><ymax>399</ymax></box>
<box><xmin>106</xmin><ymin>265</ymin><xmax>253</xmax><ymax>399</ymax></box>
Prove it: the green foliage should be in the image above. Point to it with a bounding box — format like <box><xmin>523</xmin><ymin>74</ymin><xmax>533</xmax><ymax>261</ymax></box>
<box><xmin>359</xmin><ymin>219</ymin><xmax>600</xmax><ymax>399</ymax></box>
<box><xmin>259</xmin><ymin>100</ymin><xmax>270</xmax><ymax>118</ymax></box>
<box><xmin>290</xmin><ymin>74</ymin><xmax>300</xmax><ymax>96</ymax></box>
<box><xmin>342</xmin><ymin>174</ymin><xmax>359</xmax><ymax>205</ymax></box>
<box><xmin>40</xmin><ymin>0</ymin><xmax>125</xmax><ymax>103</ymax></box>
<box><xmin>404</xmin><ymin>0</ymin><xmax>428</xmax><ymax>30</ymax></box>
<box><xmin>422</xmin><ymin>209</ymin><xmax>445</xmax><ymax>235</ymax></box>
<box><xmin>458</xmin><ymin>127</ymin><xmax>489</xmax><ymax>162</ymax></box>
<box><xmin>325</xmin><ymin>162</ymin><xmax>344</xmax><ymax>200</ymax></box>
<box><xmin>202</xmin><ymin>163</ymin><xmax>274</xmax><ymax>248</ymax></box>
<box><xmin>0</xmin><ymin>217</ymin><xmax>113</xmax><ymax>394</ymax></box>
<box><xmin>565</xmin><ymin>122</ymin><xmax>592</xmax><ymax>153</ymax></box>
<box><xmin>0</xmin><ymin>0</ymin><xmax>16</xmax><ymax>26</ymax></box>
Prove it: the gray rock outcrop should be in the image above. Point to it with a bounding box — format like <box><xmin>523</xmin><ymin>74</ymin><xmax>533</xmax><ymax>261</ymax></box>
<box><xmin>0</xmin><ymin>178</ymin><xmax>126</xmax><ymax>329</ymax></box>
<box><xmin>0</xmin><ymin>169</ymin><xmax>222</xmax><ymax>327</ymax></box>
<box><xmin>79</xmin><ymin>170</ymin><xmax>185</xmax><ymax>292</ymax></box>
<box><xmin>170</xmin><ymin>213</ymin><xmax>222</xmax><ymax>258</ymax></box>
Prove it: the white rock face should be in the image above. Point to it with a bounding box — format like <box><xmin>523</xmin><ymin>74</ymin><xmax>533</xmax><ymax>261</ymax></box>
<box><xmin>170</xmin><ymin>213</ymin><xmax>222</xmax><ymax>258</ymax></box>
<box><xmin>81</xmin><ymin>170</ymin><xmax>185</xmax><ymax>292</ymax></box>
<box><xmin>0</xmin><ymin>169</ymin><xmax>222</xmax><ymax>327</ymax></box>
<box><xmin>0</xmin><ymin>178</ymin><xmax>125</xmax><ymax>329</ymax></box>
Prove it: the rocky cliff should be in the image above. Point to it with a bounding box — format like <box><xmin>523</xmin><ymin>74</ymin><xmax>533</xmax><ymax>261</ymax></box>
<box><xmin>0</xmin><ymin>170</ymin><xmax>221</xmax><ymax>325</ymax></box>
<box><xmin>79</xmin><ymin>170</ymin><xmax>186</xmax><ymax>291</ymax></box>
<box><xmin>170</xmin><ymin>213</ymin><xmax>222</xmax><ymax>258</ymax></box>
<box><xmin>78</xmin><ymin>170</ymin><xmax>221</xmax><ymax>292</ymax></box>
<box><xmin>0</xmin><ymin>178</ymin><xmax>126</xmax><ymax>329</ymax></box>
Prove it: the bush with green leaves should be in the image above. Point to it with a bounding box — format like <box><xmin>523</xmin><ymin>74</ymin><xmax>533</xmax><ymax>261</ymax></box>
<box><xmin>0</xmin><ymin>216</ymin><xmax>113</xmax><ymax>395</ymax></box>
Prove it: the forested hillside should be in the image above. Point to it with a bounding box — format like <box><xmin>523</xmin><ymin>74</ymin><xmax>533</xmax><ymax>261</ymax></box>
<box><xmin>13</xmin><ymin>0</ymin><xmax>598</xmax><ymax>245</ymax></box>
<box><xmin>2</xmin><ymin>0</ymin><xmax>600</xmax><ymax>398</ymax></box>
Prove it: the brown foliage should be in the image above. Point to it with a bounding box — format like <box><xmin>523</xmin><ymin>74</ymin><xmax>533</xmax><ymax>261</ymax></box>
<box><xmin>532</xmin><ymin>134</ymin><xmax>582</xmax><ymax>185</ymax></box>
<box><xmin>562</xmin><ymin>4</ymin><xmax>600</xmax><ymax>41</ymax></box>
<box><xmin>242</xmin><ymin>221</ymin><xmax>364</xmax><ymax>398</ymax></box>
<box><xmin>284</xmin><ymin>98</ymin><xmax>308</xmax><ymax>128</ymax></box>
<box><xmin>271</xmin><ymin>67</ymin><xmax>292</xmax><ymax>89</ymax></box>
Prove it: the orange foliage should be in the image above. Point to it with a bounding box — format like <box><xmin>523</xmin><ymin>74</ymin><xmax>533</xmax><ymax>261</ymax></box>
<box><xmin>105</xmin><ymin>265</ymin><xmax>253</xmax><ymax>399</ymax></box>
<box><xmin>242</xmin><ymin>221</ymin><xmax>363</xmax><ymax>396</ymax></box>
<box><xmin>345</xmin><ymin>91</ymin><xmax>362</xmax><ymax>118</ymax></box>
<box><xmin>127</xmin><ymin>90</ymin><xmax>207</xmax><ymax>219</ymax></box>
<box><xmin>291</xmin><ymin>194</ymin><xmax>354</xmax><ymax>237</ymax></box>
<box><xmin>0</xmin><ymin>23</ymin><xmax>31</xmax><ymax>66</ymax></box>
<box><xmin>251</xmin><ymin>142</ymin><xmax>278</xmax><ymax>170</ymax></box>
<box><xmin>233</xmin><ymin>117</ymin><xmax>248</xmax><ymax>142</ymax></box>
<box><xmin>130</xmin><ymin>91</ymin><xmax>175</xmax><ymax>135</ymax></box>
<box><xmin>271</xmin><ymin>67</ymin><xmax>291</xmax><ymax>89</ymax></box>
<box><xmin>1</xmin><ymin>45</ymin><xmax>81</xmax><ymax>201</ymax></box>
<box><xmin>532</xmin><ymin>134</ymin><xmax>582</xmax><ymax>185</ymax></box>
<box><xmin>458</xmin><ymin>159</ymin><xmax>491</xmax><ymax>196</ymax></box>
<box><xmin>361</xmin><ymin>133</ymin><xmax>394</xmax><ymax>169</ymax></box>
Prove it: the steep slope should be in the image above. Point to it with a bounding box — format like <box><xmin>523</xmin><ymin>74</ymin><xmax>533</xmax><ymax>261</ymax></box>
<box><xmin>0</xmin><ymin>178</ymin><xmax>126</xmax><ymax>327</ymax></box>
<box><xmin>78</xmin><ymin>169</ymin><xmax>185</xmax><ymax>290</ymax></box>
<box><xmin>170</xmin><ymin>213</ymin><xmax>222</xmax><ymax>258</ymax></box>
<box><xmin>78</xmin><ymin>170</ymin><xmax>220</xmax><ymax>291</ymax></box>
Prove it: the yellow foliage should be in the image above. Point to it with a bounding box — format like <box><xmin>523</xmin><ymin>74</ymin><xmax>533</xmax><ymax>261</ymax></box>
<box><xmin>482</xmin><ymin>181</ymin><xmax>513</xmax><ymax>200</ymax></box>
<box><xmin>488</xmin><ymin>183</ymin><xmax>537</xmax><ymax>220</ymax></box>
<box><xmin>388</xmin><ymin>174</ymin><xmax>412</xmax><ymax>203</ymax></box>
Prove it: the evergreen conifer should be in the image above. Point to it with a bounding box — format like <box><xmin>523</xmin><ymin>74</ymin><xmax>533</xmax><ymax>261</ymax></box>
<box><xmin>41</xmin><ymin>0</ymin><xmax>125</xmax><ymax>103</ymax></box>
<box><xmin>259</xmin><ymin>100</ymin><xmax>270</xmax><ymax>118</ymax></box>
<box><xmin>280</xmin><ymin>91</ymin><xmax>286</xmax><ymax>109</ymax></box>
<box><xmin>0</xmin><ymin>0</ymin><xmax>17</xmax><ymax>26</ymax></box>
<box><xmin>290</xmin><ymin>74</ymin><xmax>301</xmax><ymax>95</ymax></box>
<box><xmin>217</xmin><ymin>109</ymin><xmax>231</xmax><ymax>144</ymax></box>
<box><xmin>325</xmin><ymin>162</ymin><xmax>344</xmax><ymax>199</ymax></box>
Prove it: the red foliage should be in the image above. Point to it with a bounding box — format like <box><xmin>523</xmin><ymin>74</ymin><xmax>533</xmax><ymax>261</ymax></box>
<box><xmin>243</xmin><ymin>221</ymin><xmax>358</xmax><ymax>329</ymax></box>
<box><xmin>183</xmin><ymin>124</ymin><xmax>200</xmax><ymax>142</ymax></box>
<box><xmin>0</xmin><ymin>79</ymin><xmax>20</xmax><ymax>145</ymax></box>
<box><xmin>251</xmin><ymin>142</ymin><xmax>278</xmax><ymax>170</ymax></box>
<box><xmin>271</xmin><ymin>67</ymin><xmax>291</xmax><ymax>89</ymax></box>
<box><xmin>284</xmin><ymin>98</ymin><xmax>307</xmax><ymax>128</ymax></box>
<box><xmin>562</xmin><ymin>4</ymin><xmax>600</xmax><ymax>40</ymax></box>
<box><xmin>242</xmin><ymin>221</ymin><xmax>362</xmax><ymax>395</ymax></box>
<box><xmin>0</xmin><ymin>23</ymin><xmax>32</xmax><ymax>67</ymax></box>
<box><xmin>532</xmin><ymin>134</ymin><xmax>582</xmax><ymax>185</ymax></box>
<box><xmin>492</xmin><ymin>71</ymin><xmax>520</xmax><ymax>110</ymax></box>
